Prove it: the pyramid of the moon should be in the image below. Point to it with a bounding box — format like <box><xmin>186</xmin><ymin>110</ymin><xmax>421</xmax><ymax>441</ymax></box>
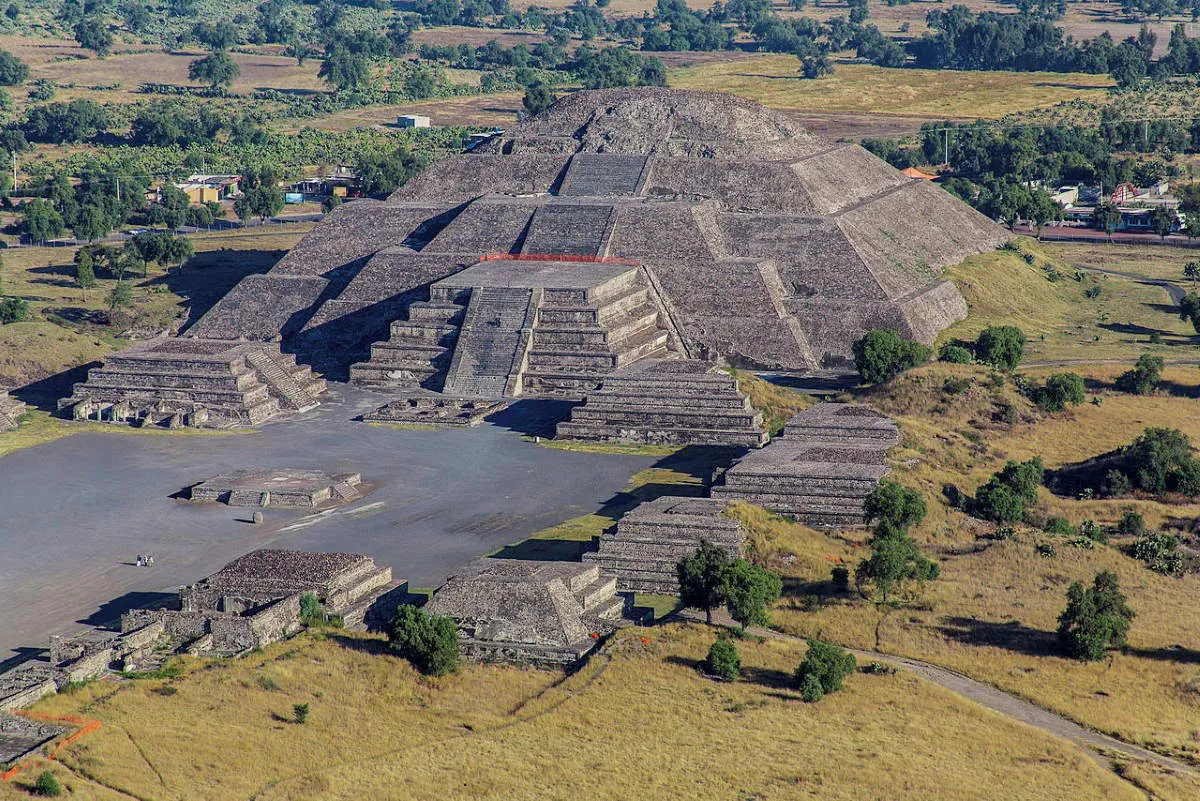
<box><xmin>62</xmin><ymin>88</ymin><xmax>1006</xmax><ymax>420</ymax></box>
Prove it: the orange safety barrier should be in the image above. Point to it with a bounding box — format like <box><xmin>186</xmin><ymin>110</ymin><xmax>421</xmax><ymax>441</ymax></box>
<box><xmin>479</xmin><ymin>252</ymin><xmax>640</xmax><ymax>265</ymax></box>
<box><xmin>1</xmin><ymin>712</ymin><xmax>102</xmax><ymax>782</ymax></box>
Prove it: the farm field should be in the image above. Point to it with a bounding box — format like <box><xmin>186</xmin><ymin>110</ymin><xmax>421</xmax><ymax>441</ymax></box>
<box><xmin>669</xmin><ymin>58</ymin><xmax>1114</xmax><ymax>119</ymax></box>
<box><xmin>0</xmin><ymin>626</ymin><xmax>1147</xmax><ymax>801</ymax></box>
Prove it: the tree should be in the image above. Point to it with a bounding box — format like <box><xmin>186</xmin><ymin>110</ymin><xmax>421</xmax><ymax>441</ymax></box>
<box><xmin>1091</xmin><ymin>201</ymin><xmax>1121</xmax><ymax>241</ymax></box>
<box><xmin>404</xmin><ymin>66</ymin><xmax>437</xmax><ymax>99</ymax></box>
<box><xmin>523</xmin><ymin>82</ymin><xmax>555</xmax><ymax>115</ymax></box>
<box><xmin>863</xmin><ymin>479</ymin><xmax>926</xmax><ymax>531</ymax></box>
<box><xmin>677</xmin><ymin>539</ymin><xmax>732</xmax><ymax>624</ymax></box>
<box><xmin>75</xmin><ymin>255</ymin><xmax>96</xmax><ymax>292</ymax></box>
<box><xmin>0</xmin><ymin>49</ymin><xmax>28</xmax><ymax>85</ymax></box>
<box><xmin>1151</xmin><ymin>205</ymin><xmax>1177</xmax><ymax>241</ymax></box>
<box><xmin>794</xmin><ymin>639</ymin><xmax>855</xmax><ymax>702</ymax></box>
<box><xmin>21</xmin><ymin>100</ymin><xmax>109</xmax><ymax>143</ymax></box>
<box><xmin>1179</xmin><ymin>291</ymin><xmax>1200</xmax><ymax>333</ymax></box>
<box><xmin>972</xmin><ymin>481</ymin><xmax>1025</xmax><ymax>523</ymax></box>
<box><xmin>851</xmin><ymin>329</ymin><xmax>931</xmax><ymax>384</ymax></box>
<box><xmin>855</xmin><ymin>519</ymin><xmax>940</xmax><ymax>600</ymax></box>
<box><xmin>1120</xmin><ymin>427</ymin><xmax>1199</xmax><ymax>493</ymax></box>
<box><xmin>1184</xmin><ymin>260</ymin><xmax>1200</xmax><ymax>288</ymax></box>
<box><xmin>387</xmin><ymin>604</ymin><xmax>460</xmax><ymax>677</ymax></box>
<box><xmin>721</xmin><ymin>559</ymin><xmax>782</xmax><ymax>632</ymax></box>
<box><xmin>20</xmin><ymin>199</ymin><xmax>64</xmax><ymax>242</ymax></box>
<box><xmin>799</xmin><ymin>55</ymin><xmax>833</xmax><ymax>79</ymax></box>
<box><xmin>188</xmin><ymin>51</ymin><xmax>240</xmax><ymax>91</ymax></box>
<box><xmin>74</xmin><ymin>17</ymin><xmax>113</xmax><ymax>56</ymax></box>
<box><xmin>705</xmin><ymin>633</ymin><xmax>740</xmax><ymax>682</ymax></box>
<box><xmin>107</xmin><ymin>280</ymin><xmax>133</xmax><ymax>314</ymax></box>
<box><xmin>1058</xmin><ymin>571</ymin><xmax>1134</xmax><ymax>661</ymax></box>
<box><xmin>319</xmin><ymin>47</ymin><xmax>369</xmax><ymax>92</ymax></box>
<box><xmin>1115</xmin><ymin>353</ymin><xmax>1164</xmax><ymax>395</ymax></box>
<box><xmin>975</xmin><ymin>325</ymin><xmax>1025</xmax><ymax>370</ymax></box>
<box><xmin>292</xmin><ymin>702</ymin><xmax>309</xmax><ymax>723</ymax></box>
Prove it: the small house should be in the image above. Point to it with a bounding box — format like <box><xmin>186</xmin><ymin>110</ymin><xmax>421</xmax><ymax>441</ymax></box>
<box><xmin>397</xmin><ymin>114</ymin><xmax>432</xmax><ymax>128</ymax></box>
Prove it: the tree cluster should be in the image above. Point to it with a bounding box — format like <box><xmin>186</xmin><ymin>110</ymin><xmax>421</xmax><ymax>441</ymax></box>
<box><xmin>676</xmin><ymin>540</ymin><xmax>782</xmax><ymax>631</ymax></box>
<box><xmin>973</xmin><ymin>457</ymin><xmax>1044</xmax><ymax>523</ymax></box>
<box><xmin>856</xmin><ymin>480</ymin><xmax>938</xmax><ymax>601</ymax></box>
<box><xmin>851</xmin><ymin>329</ymin><xmax>931</xmax><ymax>384</ymax></box>
<box><xmin>387</xmin><ymin>604</ymin><xmax>461</xmax><ymax>677</ymax></box>
<box><xmin>1057</xmin><ymin>571</ymin><xmax>1134</xmax><ymax>661</ymax></box>
<box><xmin>1115</xmin><ymin>353</ymin><xmax>1164</xmax><ymax>395</ymax></box>
<box><xmin>794</xmin><ymin>639</ymin><xmax>856</xmax><ymax>702</ymax></box>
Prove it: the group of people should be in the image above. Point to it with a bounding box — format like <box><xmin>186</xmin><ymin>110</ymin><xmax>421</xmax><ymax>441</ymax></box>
<box><xmin>135</xmin><ymin>554</ymin><xmax>154</xmax><ymax>567</ymax></box>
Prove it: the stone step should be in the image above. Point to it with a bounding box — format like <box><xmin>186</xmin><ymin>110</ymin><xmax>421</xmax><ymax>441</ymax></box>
<box><xmin>557</xmin><ymin>422</ymin><xmax>767</xmax><ymax>448</ymax></box>
<box><xmin>578</xmin><ymin>574</ymin><xmax>618</xmax><ymax>611</ymax></box>
<box><xmin>406</xmin><ymin>301</ymin><xmax>466</xmax><ymax>324</ymax></box>
<box><xmin>568</xmin><ymin>405</ymin><xmax>762</xmax><ymax>426</ymax></box>
<box><xmin>581</xmin><ymin>392</ymin><xmax>752</xmax><ymax>410</ymax></box>
<box><xmin>332</xmin><ymin>482</ymin><xmax>360</xmax><ymax>502</ymax></box>
<box><xmin>558</xmin><ymin>153</ymin><xmax>649</xmax><ymax>197</ymax></box>
<box><xmin>244</xmin><ymin>349</ymin><xmax>319</xmax><ymax>412</ymax></box>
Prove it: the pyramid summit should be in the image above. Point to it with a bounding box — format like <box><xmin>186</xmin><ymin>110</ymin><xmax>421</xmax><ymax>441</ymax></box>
<box><xmin>63</xmin><ymin>88</ymin><xmax>1006</xmax><ymax>421</ymax></box>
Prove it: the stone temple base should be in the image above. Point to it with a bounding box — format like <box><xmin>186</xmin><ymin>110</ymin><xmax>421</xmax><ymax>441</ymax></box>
<box><xmin>362</xmin><ymin>396</ymin><xmax>508</xmax><ymax>428</ymax></box>
<box><xmin>0</xmin><ymin>391</ymin><xmax>26</xmax><ymax>432</ymax></box>
<box><xmin>186</xmin><ymin>468</ymin><xmax>363</xmax><ymax>508</ymax></box>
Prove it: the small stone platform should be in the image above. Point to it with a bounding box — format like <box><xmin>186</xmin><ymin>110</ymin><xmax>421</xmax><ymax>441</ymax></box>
<box><xmin>362</xmin><ymin>396</ymin><xmax>508</xmax><ymax>428</ymax></box>
<box><xmin>424</xmin><ymin>558</ymin><xmax>625</xmax><ymax>667</ymax></box>
<box><xmin>58</xmin><ymin>336</ymin><xmax>326</xmax><ymax>428</ymax></box>
<box><xmin>0</xmin><ymin>391</ymin><xmax>26</xmax><ymax>432</ymax></box>
<box><xmin>556</xmin><ymin>359</ymin><xmax>768</xmax><ymax>447</ymax></box>
<box><xmin>710</xmin><ymin>403</ymin><xmax>899</xmax><ymax>527</ymax></box>
<box><xmin>186</xmin><ymin>468</ymin><xmax>363</xmax><ymax>508</ymax></box>
<box><xmin>0</xmin><ymin>663</ymin><xmax>58</xmax><ymax>713</ymax></box>
<box><xmin>0</xmin><ymin>712</ymin><xmax>69</xmax><ymax>764</ymax></box>
<box><xmin>584</xmin><ymin>497</ymin><xmax>744</xmax><ymax>594</ymax></box>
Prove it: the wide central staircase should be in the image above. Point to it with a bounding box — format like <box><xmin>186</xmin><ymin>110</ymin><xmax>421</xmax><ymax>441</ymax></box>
<box><xmin>350</xmin><ymin>266</ymin><xmax>673</xmax><ymax>398</ymax></box>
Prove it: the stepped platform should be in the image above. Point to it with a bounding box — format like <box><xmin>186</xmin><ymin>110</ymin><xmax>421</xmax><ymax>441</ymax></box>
<box><xmin>424</xmin><ymin>558</ymin><xmax>625</xmax><ymax>667</ymax></box>
<box><xmin>710</xmin><ymin>403</ymin><xmax>898</xmax><ymax>527</ymax></box>
<box><xmin>362</xmin><ymin>395</ymin><xmax>508</xmax><ymax>427</ymax></box>
<box><xmin>0</xmin><ymin>712</ymin><xmax>69</xmax><ymax>762</ymax></box>
<box><xmin>351</xmin><ymin>257</ymin><xmax>675</xmax><ymax>398</ymax></box>
<box><xmin>0</xmin><ymin>391</ymin><xmax>26</xmax><ymax>432</ymax></box>
<box><xmin>584</xmin><ymin>497</ymin><xmax>743</xmax><ymax>594</ymax></box>
<box><xmin>558</xmin><ymin>153</ymin><xmax>650</xmax><ymax>197</ymax></box>
<box><xmin>185</xmin><ymin>468</ymin><xmax>363</xmax><ymax>508</ymax></box>
<box><xmin>556</xmin><ymin>359</ymin><xmax>767</xmax><ymax>447</ymax></box>
<box><xmin>57</xmin><ymin>337</ymin><xmax>326</xmax><ymax>428</ymax></box>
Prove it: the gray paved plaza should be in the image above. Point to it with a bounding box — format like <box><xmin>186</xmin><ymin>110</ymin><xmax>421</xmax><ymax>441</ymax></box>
<box><xmin>0</xmin><ymin>385</ymin><xmax>656</xmax><ymax>664</ymax></box>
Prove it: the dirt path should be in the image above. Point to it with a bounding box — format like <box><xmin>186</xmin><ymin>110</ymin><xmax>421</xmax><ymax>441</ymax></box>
<box><xmin>679</xmin><ymin>610</ymin><xmax>1198</xmax><ymax>776</ymax></box>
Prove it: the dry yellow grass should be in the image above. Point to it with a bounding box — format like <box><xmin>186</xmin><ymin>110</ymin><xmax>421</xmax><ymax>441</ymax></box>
<box><xmin>733</xmin><ymin>369</ymin><xmax>815</xmax><ymax>435</ymax></box>
<box><xmin>670</xmin><ymin>58</ymin><xmax>1113</xmax><ymax>119</ymax></box>
<box><xmin>0</xmin><ymin>627</ymin><xmax>1147</xmax><ymax>801</ymax></box>
<box><xmin>940</xmin><ymin>238</ymin><xmax>1197</xmax><ymax>362</ymax></box>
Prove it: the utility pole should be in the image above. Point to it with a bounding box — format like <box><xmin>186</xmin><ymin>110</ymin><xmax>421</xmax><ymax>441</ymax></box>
<box><xmin>944</xmin><ymin>128</ymin><xmax>951</xmax><ymax>170</ymax></box>
<box><xmin>115</xmin><ymin>176</ymin><xmax>120</xmax><ymax>203</ymax></box>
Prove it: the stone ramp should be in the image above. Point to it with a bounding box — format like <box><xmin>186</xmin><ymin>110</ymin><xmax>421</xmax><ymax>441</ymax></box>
<box><xmin>584</xmin><ymin>497</ymin><xmax>743</xmax><ymax>594</ymax></box>
<box><xmin>442</xmin><ymin>286</ymin><xmax>538</xmax><ymax>397</ymax></box>
<box><xmin>557</xmin><ymin>153</ymin><xmax>650</xmax><ymax>197</ymax></box>
<box><xmin>556</xmin><ymin>359</ymin><xmax>767</xmax><ymax>447</ymax></box>
<box><xmin>520</xmin><ymin>203</ymin><xmax>617</xmax><ymax>257</ymax></box>
<box><xmin>710</xmin><ymin>403</ymin><xmax>898</xmax><ymax>527</ymax></box>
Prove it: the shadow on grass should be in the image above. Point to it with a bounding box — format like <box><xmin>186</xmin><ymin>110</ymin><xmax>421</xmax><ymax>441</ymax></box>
<box><xmin>159</xmin><ymin>247</ymin><xmax>286</xmax><ymax>330</ymax></box>
<box><xmin>935</xmin><ymin>616</ymin><xmax>1059</xmax><ymax>658</ymax></box>
<box><xmin>12</xmin><ymin>362</ymin><xmax>99</xmax><ymax>412</ymax></box>
<box><xmin>329</xmin><ymin>634</ymin><xmax>394</xmax><ymax>656</ymax></box>
<box><xmin>1125</xmin><ymin>644</ymin><xmax>1200</xmax><ymax>664</ymax></box>
<box><xmin>491</xmin><ymin>538</ymin><xmax>592</xmax><ymax>561</ymax></box>
<box><xmin>740</xmin><ymin>665</ymin><xmax>795</xmax><ymax>690</ymax></box>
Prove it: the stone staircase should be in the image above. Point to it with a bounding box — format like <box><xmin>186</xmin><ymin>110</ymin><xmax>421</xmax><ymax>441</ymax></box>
<box><xmin>244</xmin><ymin>349</ymin><xmax>323</xmax><ymax>412</ymax></box>
<box><xmin>332</xmin><ymin>481</ymin><xmax>361</xmax><ymax>502</ymax></box>
<box><xmin>709</xmin><ymin>403</ymin><xmax>899</xmax><ymax>527</ymax></box>
<box><xmin>442</xmin><ymin>286</ymin><xmax>538</xmax><ymax>397</ymax></box>
<box><xmin>558</xmin><ymin>154</ymin><xmax>650</xmax><ymax>197</ymax></box>
<box><xmin>522</xmin><ymin>270</ymin><xmax>671</xmax><ymax>398</ymax></box>
<box><xmin>520</xmin><ymin>203</ymin><xmax>617</xmax><ymax>256</ymax></box>
<box><xmin>349</xmin><ymin>300</ymin><xmax>464</xmax><ymax>391</ymax></box>
<box><xmin>583</xmin><ymin>497</ymin><xmax>743</xmax><ymax>594</ymax></box>
<box><xmin>556</xmin><ymin>360</ymin><xmax>768</xmax><ymax>447</ymax></box>
<box><xmin>58</xmin><ymin>339</ymin><xmax>325</xmax><ymax>428</ymax></box>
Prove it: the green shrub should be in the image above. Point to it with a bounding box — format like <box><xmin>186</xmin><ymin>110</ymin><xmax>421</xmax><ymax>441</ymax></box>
<box><xmin>1043</xmin><ymin>517</ymin><xmax>1075</xmax><ymax>536</ymax></box>
<box><xmin>292</xmin><ymin>702</ymin><xmax>309</xmax><ymax>723</ymax></box>
<box><xmin>1031</xmin><ymin>372</ymin><xmax>1085</xmax><ymax>412</ymax></box>
<box><xmin>33</xmin><ymin>771</ymin><xmax>62</xmax><ymax>797</ymax></box>
<box><xmin>705</xmin><ymin>634</ymin><xmax>740</xmax><ymax>682</ymax></box>
<box><xmin>0</xmin><ymin>295</ymin><xmax>28</xmax><ymax>324</ymax></box>
<box><xmin>1115</xmin><ymin>353</ymin><xmax>1164</xmax><ymax>395</ymax></box>
<box><xmin>975</xmin><ymin>325</ymin><xmax>1025</xmax><ymax>370</ymax></box>
<box><xmin>1117</xmin><ymin>510</ymin><xmax>1146</xmax><ymax>538</ymax></box>
<box><xmin>862</xmin><ymin>479</ymin><xmax>927</xmax><ymax>530</ymax></box>
<box><xmin>1101</xmin><ymin>469</ymin><xmax>1133</xmax><ymax>498</ymax></box>
<box><xmin>1131</xmin><ymin>533</ymin><xmax>1185</xmax><ymax>575</ymax></box>
<box><xmin>1078</xmin><ymin>519</ymin><xmax>1107</xmax><ymax>544</ymax></box>
<box><xmin>1058</xmin><ymin>571</ymin><xmax>1135</xmax><ymax>661</ymax></box>
<box><xmin>830</xmin><ymin>565</ymin><xmax>849</xmax><ymax>594</ymax></box>
<box><xmin>1120</xmin><ymin>427</ymin><xmax>1200</xmax><ymax>494</ymax></box>
<box><xmin>794</xmin><ymin>639</ymin><xmax>856</xmax><ymax>701</ymax></box>
<box><xmin>799</xmin><ymin>672</ymin><xmax>824</xmax><ymax>702</ymax></box>
<box><xmin>974</xmin><ymin>481</ymin><xmax>1025</xmax><ymax>523</ymax></box>
<box><xmin>851</xmin><ymin>329</ymin><xmax>931</xmax><ymax>384</ymax></box>
<box><xmin>939</xmin><ymin>344</ymin><xmax>973</xmax><ymax>363</ymax></box>
<box><xmin>388</xmin><ymin>605</ymin><xmax>460</xmax><ymax>677</ymax></box>
<box><xmin>1036</xmin><ymin>542</ymin><xmax>1057</xmax><ymax>557</ymax></box>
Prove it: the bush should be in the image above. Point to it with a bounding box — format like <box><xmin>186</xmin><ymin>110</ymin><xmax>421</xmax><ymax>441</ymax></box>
<box><xmin>33</xmin><ymin>771</ymin><xmax>62</xmax><ymax>797</ymax></box>
<box><xmin>1131</xmin><ymin>533</ymin><xmax>1184</xmax><ymax>575</ymax></box>
<box><xmin>1043</xmin><ymin>516</ymin><xmax>1075</xmax><ymax>536</ymax></box>
<box><xmin>939</xmin><ymin>344</ymin><xmax>973</xmax><ymax>363</ymax></box>
<box><xmin>1101</xmin><ymin>469</ymin><xmax>1133</xmax><ymax>498</ymax></box>
<box><xmin>1078</xmin><ymin>519</ymin><xmax>1107</xmax><ymax>544</ymax></box>
<box><xmin>862</xmin><ymin>479</ymin><xmax>927</xmax><ymax>530</ymax></box>
<box><xmin>1120</xmin><ymin>427</ymin><xmax>1200</xmax><ymax>495</ymax></box>
<box><xmin>1031</xmin><ymin>372</ymin><xmax>1085</xmax><ymax>412</ymax></box>
<box><xmin>974</xmin><ymin>480</ymin><xmax>1025</xmax><ymax>523</ymax></box>
<box><xmin>1115</xmin><ymin>353</ymin><xmax>1164</xmax><ymax>395</ymax></box>
<box><xmin>1117</xmin><ymin>510</ymin><xmax>1146</xmax><ymax>538</ymax></box>
<box><xmin>705</xmin><ymin>634</ymin><xmax>740</xmax><ymax>682</ymax></box>
<box><xmin>794</xmin><ymin>639</ymin><xmax>855</xmax><ymax>701</ymax></box>
<box><xmin>292</xmin><ymin>702</ymin><xmax>309</xmax><ymax>723</ymax></box>
<box><xmin>0</xmin><ymin>295</ymin><xmax>28</xmax><ymax>324</ymax></box>
<box><xmin>851</xmin><ymin>329</ymin><xmax>931</xmax><ymax>384</ymax></box>
<box><xmin>830</xmin><ymin>565</ymin><xmax>849</xmax><ymax>594</ymax></box>
<box><xmin>975</xmin><ymin>325</ymin><xmax>1025</xmax><ymax>370</ymax></box>
<box><xmin>388</xmin><ymin>605</ymin><xmax>460</xmax><ymax>677</ymax></box>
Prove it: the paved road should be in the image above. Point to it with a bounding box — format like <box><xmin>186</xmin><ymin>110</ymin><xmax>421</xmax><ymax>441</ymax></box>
<box><xmin>0</xmin><ymin>386</ymin><xmax>657</xmax><ymax>664</ymax></box>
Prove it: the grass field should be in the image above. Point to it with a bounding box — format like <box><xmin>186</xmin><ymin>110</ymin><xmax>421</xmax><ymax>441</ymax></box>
<box><xmin>0</xmin><ymin>626</ymin><xmax>1148</xmax><ymax>801</ymax></box>
<box><xmin>939</xmin><ymin>238</ymin><xmax>1198</xmax><ymax>363</ymax></box>
<box><xmin>1046</xmin><ymin>241</ymin><xmax>1200</xmax><ymax>284</ymax></box>
<box><xmin>670</xmin><ymin>58</ymin><xmax>1114</xmax><ymax>119</ymax></box>
<box><xmin>0</xmin><ymin>225</ymin><xmax>310</xmax><ymax>390</ymax></box>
